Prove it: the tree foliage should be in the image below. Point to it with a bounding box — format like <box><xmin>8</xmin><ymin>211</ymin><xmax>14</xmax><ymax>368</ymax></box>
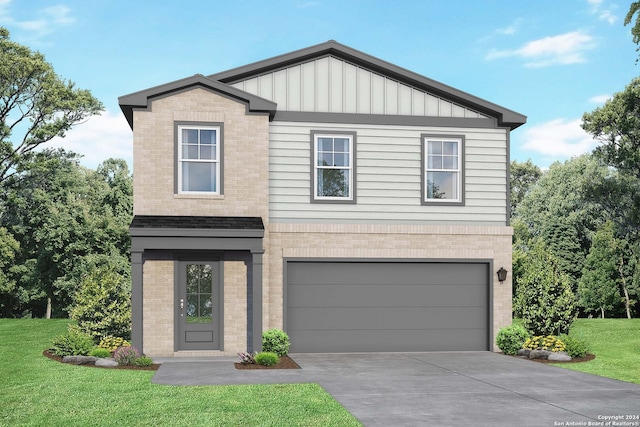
<box><xmin>0</xmin><ymin>27</ymin><xmax>103</xmax><ymax>185</ymax></box>
<box><xmin>625</xmin><ymin>2</ymin><xmax>640</xmax><ymax>62</ymax></box>
<box><xmin>510</xmin><ymin>159</ymin><xmax>542</xmax><ymax>218</ymax></box>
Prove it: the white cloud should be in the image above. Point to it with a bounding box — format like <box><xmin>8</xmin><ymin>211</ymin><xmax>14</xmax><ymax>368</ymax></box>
<box><xmin>521</xmin><ymin>118</ymin><xmax>598</xmax><ymax>159</ymax></box>
<box><xmin>42</xmin><ymin>110</ymin><xmax>133</xmax><ymax>170</ymax></box>
<box><xmin>587</xmin><ymin>0</ymin><xmax>617</xmax><ymax>24</ymax></box>
<box><xmin>496</xmin><ymin>18</ymin><xmax>522</xmax><ymax>36</ymax></box>
<box><xmin>0</xmin><ymin>0</ymin><xmax>75</xmax><ymax>39</ymax></box>
<box><xmin>486</xmin><ymin>31</ymin><xmax>595</xmax><ymax>67</ymax></box>
<box><xmin>589</xmin><ymin>94</ymin><xmax>611</xmax><ymax>104</ymax></box>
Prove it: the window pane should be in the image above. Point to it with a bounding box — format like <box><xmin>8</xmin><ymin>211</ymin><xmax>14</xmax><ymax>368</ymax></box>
<box><xmin>317</xmin><ymin>169</ymin><xmax>349</xmax><ymax>197</ymax></box>
<box><xmin>333</xmin><ymin>138</ymin><xmax>349</xmax><ymax>153</ymax></box>
<box><xmin>318</xmin><ymin>138</ymin><xmax>333</xmax><ymax>151</ymax></box>
<box><xmin>427</xmin><ymin>171</ymin><xmax>457</xmax><ymax>200</ymax></box>
<box><xmin>443</xmin><ymin>156</ymin><xmax>457</xmax><ymax>170</ymax></box>
<box><xmin>318</xmin><ymin>153</ymin><xmax>333</xmax><ymax>166</ymax></box>
<box><xmin>200</xmin><ymin>265</ymin><xmax>212</xmax><ymax>293</ymax></box>
<box><xmin>334</xmin><ymin>153</ymin><xmax>349</xmax><ymax>167</ymax></box>
<box><xmin>200</xmin><ymin>130</ymin><xmax>216</xmax><ymax>145</ymax></box>
<box><xmin>186</xmin><ymin>295</ymin><xmax>198</xmax><ymax>317</ymax></box>
<box><xmin>200</xmin><ymin>145</ymin><xmax>213</xmax><ymax>160</ymax></box>
<box><xmin>199</xmin><ymin>297</ymin><xmax>212</xmax><ymax>319</ymax></box>
<box><xmin>182</xmin><ymin>162</ymin><xmax>216</xmax><ymax>192</ymax></box>
<box><xmin>428</xmin><ymin>155</ymin><xmax>442</xmax><ymax>169</ymax></box>
<box><xmin>182</xmin><ymin>129</ymin><xmax>198</xmax><ymax>144</ymax></box>
<box><xmin>428</xmin><ymin>141</ymin><xmax>442</xmax><ymax>155</ymax></box>
<box><xmin>186</xmin><ymin>265</ymin><xmax>200</xmax><ymax>293</ymax></box>
<box><xmin>443</xmin><ymin>141</ymin><xmax>458</xmax><ymax>155</ymax></box>
<box><xmin>182</xmin><ymin>145</ymin><xmax>198</xmax><ymax>159</ymax></box>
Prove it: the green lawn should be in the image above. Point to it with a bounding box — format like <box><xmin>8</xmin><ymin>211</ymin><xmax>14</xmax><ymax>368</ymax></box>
<box><xmin>0</xmin><ymin>319</ymin><xmax>361</xmax><ymax>427</ymax></box>
<box><xmin>549</xmin><ymin>318</ymin><xmax>640</xmax><ymax>384</ymax></box>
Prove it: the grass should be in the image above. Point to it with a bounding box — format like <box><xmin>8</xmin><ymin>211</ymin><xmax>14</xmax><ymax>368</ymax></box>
<box><xmin>549</xmin><ymin>318</ymin><xmax>640</xmax><ymax>384</ymax></box>
<box><xmin>0</xmin><ymin>319</ymin><xmax>361</xmax><ymax>427</ymax></box>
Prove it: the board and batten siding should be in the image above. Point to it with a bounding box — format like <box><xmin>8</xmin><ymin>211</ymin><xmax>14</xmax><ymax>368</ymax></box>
<box><xmin>269</xmin><ymin>122</ymin><xmax>508</xmax><ymax>225</ymax></box>
<box><xmin>230</xmin><ymin>55</ymin><xmax>487</xmax><ymax>119</ymax></box>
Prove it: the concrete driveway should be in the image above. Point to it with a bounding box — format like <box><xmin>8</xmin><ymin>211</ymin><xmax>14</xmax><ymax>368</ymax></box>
<box><xmin>152</xmin><ymin>352</ymin><xmax>640</xmax><ymax>426</ymax></box>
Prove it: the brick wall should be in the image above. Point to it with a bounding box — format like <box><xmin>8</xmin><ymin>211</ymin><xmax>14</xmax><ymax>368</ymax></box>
<box><xmin>142</xmin><ymin>260</ymin><xmax>174</xmax><ymax>357</ymax></box>
<box><xmin>223</xmin><ymin>260</ymin><xmax>247</xmax><ymax>354</ymax></box>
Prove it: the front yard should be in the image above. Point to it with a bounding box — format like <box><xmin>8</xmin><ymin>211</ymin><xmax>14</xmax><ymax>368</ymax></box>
<box><xmin>0</xmin><ymin>319</ymin><xmax>361</xmax><ymax>427</ymax></box>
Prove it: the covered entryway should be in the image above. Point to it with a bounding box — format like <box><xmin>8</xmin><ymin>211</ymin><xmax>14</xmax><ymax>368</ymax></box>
<box><xmin>285</xmin><ymin>260</ymin><xmax>490</xmax><ymax>352</ymax></box>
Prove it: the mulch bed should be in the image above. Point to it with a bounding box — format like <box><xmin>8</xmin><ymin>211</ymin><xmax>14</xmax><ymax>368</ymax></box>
<box><xmin>234</xmin><ymin>355</ymin><xmax>301</xmax><ymax>370</ymax></box>
<box><xmin>43</xmin><ymin>350</ymin><xmax>161</xmax><ymax>371</ymax></box>
<box><xmin>508</xmin><ymin>353</ymin><xmax>596</xmax><ymax>364</ymax></box>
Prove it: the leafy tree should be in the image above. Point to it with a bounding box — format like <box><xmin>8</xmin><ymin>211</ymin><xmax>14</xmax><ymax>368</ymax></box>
<box><xmin>510</xmin><ymin>159</ymin><xmax>542</xmax><ymax>218</ymax></box>
<box><xmin>578</xmin><ymin>222</ymin><xmax>626</xmax><ymax>318</ymax></box>
<box><xmin>625</xmin><ymin>2</ymin><xmax>640</xmax><ymax>62</ymax></box>
<box><xmin>0</xmin><ymin>27</ymin><xmax>103</xmax><ymax>185</ymax></box>
<box><xmin>514</xmin><ymin>240</ymin><xmax>577</xmax><ymax>335</ymax></box>
<box><xmin>0</xmin><ymin>227</ymin><xmax>19</xmax><ymax>316</ymax></box>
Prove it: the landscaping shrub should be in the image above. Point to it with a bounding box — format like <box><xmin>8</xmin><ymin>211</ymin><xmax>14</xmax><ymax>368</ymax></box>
<box><xmin>51</xmin><ymin>328</ymin><xmax>94</xmax><ymax>356</ymax></box>
<box><xmin>262</xmin><ymin>328</ymin><xmax>290</xmax><ymax>356</ymax></box>
<box><xmin>99</xmin><ymin>336</ymin><xmax>130</xmax><ymax>352</ymax></box>
<box><xmin>496</xmin><ymin>324</ymin><xmax>530</xmax><ymax>355</ymax></box>
<box><xmin>88</xmin><ymin>347</ymin><xmax>112</xmax><ymax>358</ymax></box>
<box><xmin>134</xmin><ymin>356</ymin><xmax>154</xmax><ymax>367</ymax></box>
<box><xmin>113</xmin><ymin>345</ymin><xmax>140</xmax><ymax>366</ymax></box>
<box><xmin>254</xmin><ymin>352</ymin><xmax>279</xmax><ymax>366</ymax></box>
<box><xmin>523</xmin><ymin>335</ymin><xmax>566</xmax><ymax>353</ymax></box>
<box><xmin>69</xmin><ymin>267</ymin><xmax>131</xmax><ymax>342</ymax></box>
<box><xmin>559</xmin><ymin>334</ymin><xmax>590</xmax><ymax>358</ymax></box>
<box><xmin>238</xmin><ymin>351</ymin><xmax>256</xmax><ymax>364</ymax></box>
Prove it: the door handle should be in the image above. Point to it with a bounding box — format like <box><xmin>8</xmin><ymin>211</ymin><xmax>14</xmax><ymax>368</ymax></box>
<box><xmin>180</xmin><ymin>299</ymin><xmax>184</xmax><ymax>317</ymax></box>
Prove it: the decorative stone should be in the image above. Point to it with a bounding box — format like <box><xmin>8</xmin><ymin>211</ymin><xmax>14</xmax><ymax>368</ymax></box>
<box><xmin>95</xmin><ymin>358</ymin><xmax>119</xmax><ymax>367</ymax></box>
<box><xmin>548</xmin><ymin>352</ymin><xmax>572</xmax><ymax>362</ymax></box>
<box><xmin>517</xmin><ymin>349</ymin><xmax>531</xmax><ymax>357</ymax></box>
<box><xmin>528</xmin><ymin>350</ymin><xmax>552</xmax><ymax>359</ymax></box>
<box><xmin>62</xmin><ymin>355</ymin><xmax>98</xmax><ymax>365</ymax></box>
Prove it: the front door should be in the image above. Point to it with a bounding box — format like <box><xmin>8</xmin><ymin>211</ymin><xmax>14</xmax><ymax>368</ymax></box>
<box><xmin>176</xmin><ymin>261</ymin><xmax>221</xmax><ymax>351</ymax></box>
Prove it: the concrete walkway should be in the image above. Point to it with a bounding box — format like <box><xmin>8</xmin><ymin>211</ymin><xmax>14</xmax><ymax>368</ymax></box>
<box><xmin>152</xmin><ymin>352</ymin><xmax>640</xmax><ymax>426</ymax></box>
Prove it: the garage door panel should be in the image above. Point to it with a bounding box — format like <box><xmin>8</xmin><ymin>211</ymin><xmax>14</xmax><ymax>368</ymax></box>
<box><xmin>289</xmin><ymin>329</ymin><xmax>488</xmax><ymax>353</ymax></box>
<box><xmin>288</xmin><ymin>306</ymin><xmax>487</xmax><ymax>331</ymax></box>
<box><xmin>288</xmin><ymin>283</ymin><xmax>487</xmax><ymax>308</ymax></box>
<box><xmin>288</xmin><ymin>262</ymin><xmax>487</xmax><ymax>286</ymax></box>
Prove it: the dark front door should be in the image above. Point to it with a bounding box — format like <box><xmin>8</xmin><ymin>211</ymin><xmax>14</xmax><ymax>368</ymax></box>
<box><xmin>177</xmin><ymin>261</ymin><xmax>221</xmax><ymax>351</ymax></box>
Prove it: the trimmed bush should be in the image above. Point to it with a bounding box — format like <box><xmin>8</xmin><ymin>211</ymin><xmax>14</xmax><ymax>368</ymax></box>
<box><xmin>89</xmin><ymin>347</ymin><xmax>111</xmax><ymax>358</ymax></box>
<box><xmin>255</xmin><ymin>352</ymin><xmax>279</xmax><ymax>366</ymax></box>
<box><xmin>51</xmin><ymin>328</ymin><xmax>94</xmax><ymax>356</ymax></box>
<box><xmin>496</xmin><ymin>324</ymin><xmax>530</xmax><ymax>355</ymax></box>
<box><xmin>99</xmin><ymin>336</ymin><xmax>130</xmax><ymax>352</ymax></box>
<box><xmin>113</xmin><ymin>345</ymin><xmax>140</xmax><ymax>366</ymax></box>
<box><xmin>559</xmin><ymin>334</ymin><xmax>590</xmax><ymax>358</ymax></box>
<box><xmin>134</xmin><ymin>356</ymin><xmax>154</xmax><ymax>367</ymax></box>
<box><xmin>238</xmin><ymin>351</ymin><xmax>256</xmax><ymax>365</ymax></box>
<box><xmin>523</xmin><ymin>336</ymin><xmax>565</xmax><ymax>353</ymax></box>
<box><xmin>262</xmin><ymin>328</ymin><xmax>290</xmax><ymax>356</ymax></box>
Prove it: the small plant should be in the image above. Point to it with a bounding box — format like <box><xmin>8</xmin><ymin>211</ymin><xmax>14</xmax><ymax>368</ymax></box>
<box><xmin>99</xmin><ymin>336</ymin><xmax>130</xmax><ymax>352</ymax></box>
<box><xmin>496</xmin><ymin>324</ymin><xmax>530</xmax><ymax>355</ymax></box>
<box><xmin>113</xmin><ymin>345</ymin><xmax>140</xmax><ymax>366</ymax></box>
<box><xmin>134</xmin><ymin>356</ymin><xmax>154</xmax><ymax>367</ymax></box>
<box><xmin>559</xmin><ymin>334</ymin><xmax>590</xmax><ymax>358</ymax></box>
<box><xmin>523</xmin><ymin>335</ymin><xmax>566</xmax><ymax>353</ymax></box>
<box><xmin>254</xmin><ymin>352</ymin><xmax>279</xmax><ymax>366</ymax></box>
<box><xmin>89</xmin><ymin>347</ymin><xmax>112</xmax><ymax>358</ymax></box>
<box><xmin>262</xmin><ymin>328</ymin><xmax>290</xmax><ymax>356</ymax></box>
<box><xmin>238</xmin><ymin>351</ymin><xmax>257</xmax><ymax>364</ymax></box>
<box><xmin>51</xmin><ymin>327</ymin><xmax>94</xmax><ymax>357</ymax></box>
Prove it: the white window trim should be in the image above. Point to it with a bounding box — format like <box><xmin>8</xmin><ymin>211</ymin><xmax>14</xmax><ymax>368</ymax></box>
<box><xmin>177</xmin><ymin>125</ymin><xmax>221</xmax><ymax>194</ymax></box>
<box><xmin>423</xmin><ymin>136</ymin><xmax>463</xmax><ymax>204</ymax></box>
<box><xmin>313</xmin><ymin>133</ymin><xmax>354</xmax><ymax>201</ymax></box>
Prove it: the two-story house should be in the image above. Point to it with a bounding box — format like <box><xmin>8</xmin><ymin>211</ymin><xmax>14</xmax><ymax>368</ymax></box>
<box><xmin>119</xmin><ymin>41</ymin><xmax>526</xmax><ymax>357</ymax></box>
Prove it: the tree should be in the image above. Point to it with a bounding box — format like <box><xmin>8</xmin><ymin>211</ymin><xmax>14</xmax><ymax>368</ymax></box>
<box><xmin>578</xmin><ymin>222</ymin><xmax>626</xmax><ymax>318</ymax></box>
<box><xmin>625</xmin><ymin>2</ymin><xmax>640</xmax><ymax>62</ymax></box>
<box><xmin>510</xmin><ymin>159</ymin><xmax>542</xmax><ymax>218</ymax></box>
<box><xmin>514</xmin><ymin>240</ymin><xmax>578</xmax><ymax>335</ymax></box>
<box><xmin>0</xmin><ymin>227</ymin><xmax>19</xmax><ymax>316</ymax></box>
<box><xmin>0</xmin><ymin>27</ymin><xmax>103</xmax><ymax>185</ymax></box>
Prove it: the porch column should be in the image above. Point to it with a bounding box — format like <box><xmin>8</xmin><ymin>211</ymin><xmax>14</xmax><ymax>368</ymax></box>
<box><xmin>249</xmin><ymin>250</ymin><xmax>264</xmax><ymax>353</ymax></box>
<box><xmin>131</xmin><ymin>250</ymin><xmax>144</xmax><ymax>354</ymax></box>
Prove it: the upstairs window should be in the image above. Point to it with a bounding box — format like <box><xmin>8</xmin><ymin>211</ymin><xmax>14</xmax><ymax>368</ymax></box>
<box><xmin>178</xmin><ymin>125</ymin><xmax>221</xmax><ymax>193</ymax></box>
<box><xmin>312</xmin><ymin>132</ymin><xmax>356</xmax><ymax>203</ymax></box>
<box><xmin>422</xmin><ymin>136</ymin><xmax>464</xmax><ymax>204</ymax></box>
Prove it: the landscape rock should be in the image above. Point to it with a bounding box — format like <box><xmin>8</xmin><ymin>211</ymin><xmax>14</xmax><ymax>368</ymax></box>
<box><xmin>95</xmin><ymin>358</ymin><xmax>119</xmax><ymax>367</ymax></box>
<box><xmin>528</xmin><ymin>350</ymin><xmax>552</xmax><ymax>360</ymax></box>
<box><xmin>548</xmin><ymin>352</ymin><xmax>572</xmax><ymax>362</ymax></box>
<box><xmin>62</xmin><ymin>355</ymin><xmax>98</xmax><ymax>365</ymax></box>
<box><xmin>517</xmin><ymin>349</ymin><xmax>531</xmax><ymax>357</ymax></box>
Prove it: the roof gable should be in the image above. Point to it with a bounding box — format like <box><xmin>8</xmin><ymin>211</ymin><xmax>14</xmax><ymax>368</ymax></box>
<box><xmin>209</xmin><ymin>40</ymin><xmax>526</xmax><ymax>129</ymax></box>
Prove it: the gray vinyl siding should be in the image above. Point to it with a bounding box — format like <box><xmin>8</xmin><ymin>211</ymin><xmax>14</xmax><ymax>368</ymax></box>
<box><xmin>231</xmin><ymin>56</ymin><xmax>488</xmax><ymax>119</ymax></box>
<box><xmin>269</xmin><ymin>122</ymin><xmax>508</xmax><ymax>225</ymax></box>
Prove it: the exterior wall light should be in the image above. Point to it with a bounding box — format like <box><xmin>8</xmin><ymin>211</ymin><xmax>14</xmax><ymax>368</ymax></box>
<box><xmin>497</xmin><ymin>267</ymin><xmax>508</xmax><ymax>283</ymax></box>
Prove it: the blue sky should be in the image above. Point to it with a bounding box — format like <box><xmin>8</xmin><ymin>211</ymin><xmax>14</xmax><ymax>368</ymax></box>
<box><xmin>2</xmin><ymin>0</ymin><xmax>638</xmax><ymax>169</ymax></box>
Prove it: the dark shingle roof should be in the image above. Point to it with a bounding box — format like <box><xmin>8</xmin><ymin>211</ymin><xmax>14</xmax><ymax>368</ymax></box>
<box><xmin>130</xmin><ymin>215</ymin><xmax>264</xmax><ymax>230</ymax></box>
